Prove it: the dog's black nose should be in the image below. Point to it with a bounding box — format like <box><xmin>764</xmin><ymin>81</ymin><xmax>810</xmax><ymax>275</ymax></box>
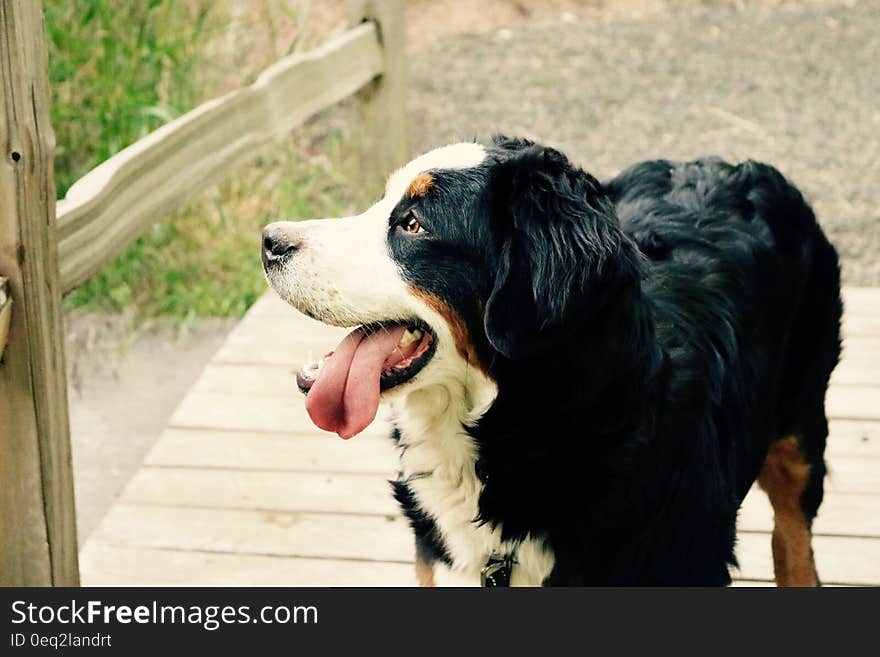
<box><xmin>262</xmin><ymin>224</ymin><xmax>301</xmax><ymax>263</ymax></box>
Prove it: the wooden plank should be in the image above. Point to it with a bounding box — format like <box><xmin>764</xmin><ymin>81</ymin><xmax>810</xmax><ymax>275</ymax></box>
<box><xmin>235</xmin><ymin>306</ymin><xmax>346</xmax><ymax>338</ymax></box>
<box><xmin>842</xmin><ymin>287</ymin><xmax>880</xmax><ymax>313</ymax></box>
<box><xmin>145</xmin><ymin>428</ymin><xmax>397</xmax><ymax>474</ymax></box>
<box><xmin>191</xmin><ymin>364</ymin><xmax>329</xmax><ymax>396</ymax></box>
<box><xmin>838</xmin><ymin>286</ymin><xmax>877</xmax><ymax>341</ymax></box>
<box><xmin>170</xmin><ymin>390</ymin><xmax>395</xmax><ymax>437</ymax></box>
<box><xmin>210</xmin><ymin>295</ymin><xmax>344</xmax><ymax>364</ymax></box>
<box><xmin>834</xmin><ymin>337</ymin><xmax>880</xmax><ymax>385</ymax></box>
<box><xmin>738</xmin><ymin>487</ymin><xmax>880</xmax><ymax>536</ymax></box>
<box><xmin>0</xmin><ymin>0</ymin><xmax>79</xmax><ymax>586</ymax></box>
<box><xmin>844</xmin><ymin>314</ymin><xmax>880</xmax><ymax>337</ymax></box>
<box><xmin>822</xmin><ymin>420</ymin><xmax>880</xmax><ymax>459</ymax></box>
<box><xmin>732</xmin><ymin>532</ymin><xmax>880</xmax><ymax>585</ymax></box>
<box><xmin>92</xmin><ymin>503</ymin><xmax>414</xmax><ymax>564</ymax></box>
<box><xmin>56</xmin><ymin>23</ymin><xmax>384</xmax><ymax>291</ymax></box>
<box><xmin>212</xmin><ymin>325</ymin><xmax>344</xmax><ymax>366</ymax></box>
<box><xmin>244</xmin><ymin>291</ymin><xmax>294</xmax><ymax>318</ymax></box>
<box><xmin>826</xmin><ymin>386</ymin><xmax>880</xmax><ymax>421</ymax></box>
<box><xmin>80</xmin><ymin>542</ymin><xmax>414</xmax><ymax>586</ymax></box>
<box><xmin>824</xmin><ymin>456</ymin><xmax>880</xmax><ymax>494</ymax></box>
<box><xmin>122</xmin><ymin>467</ymin><xmax>399</xmax><ymax>516</ymax></box>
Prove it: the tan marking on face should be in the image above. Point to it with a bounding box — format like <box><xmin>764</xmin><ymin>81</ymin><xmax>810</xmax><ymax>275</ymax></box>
<box><xmin>757</xmin><ymin>435</ymin><xmax>818</xmax><ymax>587</ymax></box>
<box><xmin>406</xmin><ymin>172</ymin><xmax>434</xmax><ymax>198</ymax></box>
<box><xmin>410</xmin><ymin>288</ymin><xmax>492</xmax><ymax>376</ymax></box>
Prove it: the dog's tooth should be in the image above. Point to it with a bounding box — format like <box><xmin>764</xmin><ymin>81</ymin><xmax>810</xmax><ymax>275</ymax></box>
<box><xmin>399</xmin><ymin>329</ymin><xmax>420</xmax><ymax>347</ymax></box>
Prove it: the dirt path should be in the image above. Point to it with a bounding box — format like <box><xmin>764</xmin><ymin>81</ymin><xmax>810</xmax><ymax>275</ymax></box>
<box><xmin>408</xmin><ymin>0</ymin><xmax>880</xmax><ymax>284</ymax></box>
<box><xmin>66</xmin><ymin>316</ymin><xmax>236</xmax><ymax>540</ymax></box>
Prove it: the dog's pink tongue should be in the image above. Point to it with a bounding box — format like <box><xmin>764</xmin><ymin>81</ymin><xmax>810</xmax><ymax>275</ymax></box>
<box><xmin>305</xmin><ymin>325</ymin><xmax>407</xmax><ymax>439</ymax></box>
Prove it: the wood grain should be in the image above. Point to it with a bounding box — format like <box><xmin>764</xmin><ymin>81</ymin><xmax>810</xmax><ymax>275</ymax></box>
<box><xmin>0</xmin><ymin>0</ymin><xmax>78</xmax><ymax>586</ymax></box>
<box><xmin>121</xmin><ymin>466</ymin><xmax>399</xmax><ymax>516</ymax></box>
<box><xmin>347</xmin><ymin>0</ymin><xmax>409</xmax><ymax>196</ymax></box>
<box><xmin>169</xmin><ymin>390</ymin><xmax>395</xmax><ymax>437</ymax></box>
<box><xmin>144</xmin><ymin>428</ymin><xmax>397</xmax><ymax>474</ymax></box>
<box><xmin>80</xmin><ymin>542</ymin><xmax>414</xmax><ymax>586</ymax></box>
<box><xmin>92</xmin><ymin>503</ymin><xmax>414</xmax><ymax>564</ymax></box>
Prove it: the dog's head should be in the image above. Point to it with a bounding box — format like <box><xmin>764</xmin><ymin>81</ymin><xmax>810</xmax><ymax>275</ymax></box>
<box><xmin>262</xmin><ymin>137</ymin><xmax>639</xmax><ymax>438</ymax></box>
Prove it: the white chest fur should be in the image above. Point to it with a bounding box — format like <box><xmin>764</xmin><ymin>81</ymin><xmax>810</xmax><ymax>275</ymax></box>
<box><xmin>392</xmin><ymin>383</ymin><xmax>555</xmax><ymax>586</ymax></box>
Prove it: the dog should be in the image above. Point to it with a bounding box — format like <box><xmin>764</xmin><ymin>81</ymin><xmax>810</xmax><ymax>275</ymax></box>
<box><xmin>261</xmin><ymin>136</ymin><xmax>842</xmax><ymax>586</ymax></box>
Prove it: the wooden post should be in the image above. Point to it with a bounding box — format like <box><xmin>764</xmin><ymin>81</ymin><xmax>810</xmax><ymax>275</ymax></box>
<box><xmin>347</xmin><ymin>0</ymin><xmax>409</xmax><ymax>199</ymax></box>
<box><xmin>0</xmin><ymin>0</ymin><xmax>79</xmax><ymax>585</ymax></box>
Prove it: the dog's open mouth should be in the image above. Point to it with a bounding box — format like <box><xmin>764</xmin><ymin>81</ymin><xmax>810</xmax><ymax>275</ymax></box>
<box><xmin>296</xmin><ymin>321</ymin><xmax>435</xmax><ymax>439</ymax></box>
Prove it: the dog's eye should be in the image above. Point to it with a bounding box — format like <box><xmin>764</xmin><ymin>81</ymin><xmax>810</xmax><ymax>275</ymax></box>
<box><xmin>401</xmin><ymin>212</ymin><xmax>425</xmax><ymax>234</ymax></box>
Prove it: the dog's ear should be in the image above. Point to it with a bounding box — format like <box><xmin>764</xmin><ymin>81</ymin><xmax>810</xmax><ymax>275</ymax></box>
<box><xmin>484</xmin><ymin>140</ymin><xmax>638</xmax><ymax>360</ymax></box>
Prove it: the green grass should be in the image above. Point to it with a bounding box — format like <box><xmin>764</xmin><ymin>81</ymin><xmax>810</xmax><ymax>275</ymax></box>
<box><xmin>47</xmin><ymin>0</ymin><xmax>358</xmax><ymax>322</ymax></box>
<box><xmin>46</xmin><ymin>0</ymin><xmax>210</xmax><ymax>196</ymax></box>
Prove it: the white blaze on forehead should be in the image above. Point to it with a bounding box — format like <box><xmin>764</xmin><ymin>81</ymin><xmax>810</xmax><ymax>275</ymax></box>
<box><xmin>385</xmin><ymin>142</ymin><xmax>487</xmax><ymax>203</ymax></box>
<box><xmin>263</xmin><ymin>142</ymin><xmax>488</xmax><ymax>329</ymax></box>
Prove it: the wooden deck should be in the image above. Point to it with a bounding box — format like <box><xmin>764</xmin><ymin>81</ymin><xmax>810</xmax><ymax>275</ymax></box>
<box><xmin>79</xmin><ymin>288</ymin><xmax>880</xmax><ymax>586</ymax></box>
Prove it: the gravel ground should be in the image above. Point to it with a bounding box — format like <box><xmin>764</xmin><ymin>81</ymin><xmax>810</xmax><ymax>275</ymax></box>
<box><xmin>408</xmin><ymin>0</ymin><xmax>880</xmax><ymax>285</ymax></box>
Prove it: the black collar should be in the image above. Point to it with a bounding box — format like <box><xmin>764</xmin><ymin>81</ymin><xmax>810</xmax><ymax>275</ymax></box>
<box><xmin>480</xmin><ymin>554</ymin><xmax>514</xmax><ymax>587</ymax></box>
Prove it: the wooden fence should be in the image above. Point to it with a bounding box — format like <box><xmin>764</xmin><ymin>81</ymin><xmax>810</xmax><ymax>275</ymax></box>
<box><xmin>0</xmin><ymin>0</ymin><xmax>407</xmax><ymax>586</ymax></box>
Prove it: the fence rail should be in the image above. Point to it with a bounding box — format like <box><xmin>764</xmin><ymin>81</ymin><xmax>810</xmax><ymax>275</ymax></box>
<box><xmin>0</xmin><ymin>0</ymin><xmax>406</xmax><ymax>586</ymax></box>
<box><xmin>57</xmin><ymin>21</ymin><xmax>384</xmax><ymax>292</ymax></box>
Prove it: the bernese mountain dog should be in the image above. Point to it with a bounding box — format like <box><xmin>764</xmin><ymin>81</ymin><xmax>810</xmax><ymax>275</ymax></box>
<box><xmin>261</xmin><ymin>136</ymin><xmax>842</xmax><ymax>586</ymax></box>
